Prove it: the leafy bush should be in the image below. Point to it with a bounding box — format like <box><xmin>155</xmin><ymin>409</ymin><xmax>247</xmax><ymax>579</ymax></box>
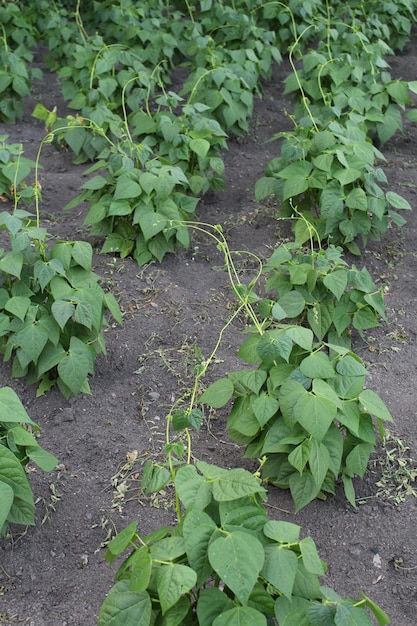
<box><xmin>260</xmin><ymin>243</ymin><xmax>386</xmax><ymax>345</ymax></box>
<box><xmin>99</xmin><ymin>460</ymin><xmax>389</xmax><ymax>625</ymax></box>
<box><xmin>200</xmin><ymin>327</ymin><xmax>393</xmax><ymax>511</ymax></box>
<box><xmin>0</xmin><ymin>385</ymin><xmax>58</xmax><ymax>535</ymax></box>
<box><xmin>0</xmin><ymin>210</ymin><xmax>122</xmax><ymax>397</ymax></box>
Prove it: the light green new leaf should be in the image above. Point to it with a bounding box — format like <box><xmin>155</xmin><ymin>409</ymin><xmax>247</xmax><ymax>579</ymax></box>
<box><xmin>97</xmin><ymin>581</ymin><xmax>151</xmax><ymax>626</ymax></box>
<box><xmin>262</xmin><ymin>543</ymin><xmax>298</xmax><ymax>599</ymax></box>
<box><xmin>156</xmin><ymin>564</ymin><xmax>197</xmax><ymax>614</ymax></box>
<box><xmin>57</xmin><ymin>337</ymin><xmax>95</xmax><ymax>395</ymax></box>
<box><xmin>213</xmin><ymin>606</ymin><xmax>267</xmax><ymax>626</ymax></box>
<box><xmin>199</xmin><ymin>378</ymin><xmax>234</xmax><ymax>408</ymax></box>
<box><xmin>0</xmin><ymin>386</ymin><xmax>33</xmax><ymax>423</ymax></box>
<box><xmin>190</xmin><ymin>138</ymin><xmax>210</xmax><ymax>158</ymax></box>
<box><xmin>208</xmin><ymin>532</ymin><xmax>264</xmax><ymax>604</ymax></box>
<box><xmin>359</xmin><ymin>389</ymin><xmax>393</xmax><ymax>422</ymax></box>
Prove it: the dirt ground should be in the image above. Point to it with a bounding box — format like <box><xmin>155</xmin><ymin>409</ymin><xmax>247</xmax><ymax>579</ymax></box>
<box><xmin>0</xmin><ymin>38</ymin><xmax>417</xmax><ymax>626</ymax></box>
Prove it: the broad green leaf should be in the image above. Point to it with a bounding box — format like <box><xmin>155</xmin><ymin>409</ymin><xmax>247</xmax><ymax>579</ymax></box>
<box><xmin>288</xmin><ymin>439</ymin><xmax>311</xmax><ymax>474</ymax></box>
<box><xmin>26</xmin><ymin>447</ymin><xmax>58</xmax><ymax>472</ymax></box>
<box><xmin>253</xmin><ymin>392</ymin><xmax>279</xmax><ymax>427</ymax></box>
<box><xmin>0</xmin><ymin>482</ymin><xmax>13</xmax><ymax>531</ymax></box>
<box><xmin>105</xmin><ymin>522</ymin><xmax>138</xmax><ymax>564</ymax></box>
<box><xmin>289</xmin><ymin>472</ymin><xmax>319</xmax><ymax>511</ymax></box>
<box><xmin>307</xmin><ymin>300</ymin><xmax>334</xmax><ymax>341</ymax></box>
<box><xmin>190</xmin><ymin>138</ymin><xmax>210</xmax><ymax>158</ymax></box>
<box><xmin>0</xmin><ymin>445</ymin><xmax>34</xmax><ymax>506</ymax></box>
<box><xmin>307</xmin><ymin>603</ymin><xmax>336</xmax><ymax>624</ymax></box>
<box><xmin>97</xmin><ymin>581</ymin><xmax>151</xmax><ymax>626</ymax></box>
<box><xmin>263</xmin><ymin>520</ymin><xmax>301</xmax><ymax>543</ymax></box>
<box><xmin>141</xmin><ymin>460</ymin><xmax>170</xmax><ymax>495</ymax></box>
<box><xmin>172</xmin><ymin>408</ymin><xmax>202</xmax><ymax>431</ymax></box>
<box><xmin>353</xmin><ymin>308</ymin><xmax>379</xmax><ymax>330</ymax></box>
<box><xmin>345</xmin><ymin>188</ymin><xmax>367</xmax><ymax>211</ymax></box>
<box><xmin>312</xmin><ymin>379</ymin><xmax>342</xmax><ymax>409</ymax></box>
<box><xmin>309</xmin><ymin>440</ymin><xmax>330</xmax><ymax>490</ymax></box>
<box><xmin>213</xmin><ymin>606</ymin><xmax>267</xmax><ymax>626</ymax></box>
<box><xmin>174</xmin><ymin>464</ymin><xmax>212</xmax><ymax>510</ymax></box>
<box><xmin>285</xmin><ymin>326</ymin><xmax>314</xmax><ymax>351</ymax></box>
<box><xmin>272</xmin><ymin>292</ymin><xmax>305</xmax><ymax>320</ymax></box>
<box><xmin>294</xmin><ymin>393</ymin><xmax>337</xmax><ymax>442</ymax></box>
<box><xmin>5</xmin><ymin>296</ymin><xmax>30</xmax><ymax>321</ymax></box>
<box><xmin>208</xmin><ymin>532</ymin><xmax>264</xmax><ymax>604</ymax></box>
<box><xmin>137</xmin><ymin>211</ymin><xmax>166</xmax><ymax>241</ymax></box>
<box><xmin>336</xmin><ymin>355</ymin><xmax>368</xmax><ymax>377</ymax></box>
<box><xmin>220</xmin><ymin>497</ymin><xmax>268</xmax><ymax>532</ymax></box>
<box><xmin>57</xmin><ymin>336</ymin><xmax>95</xmax><ymax>395</ymax></box>
<box><xmin>74</xmin><ymin>301</ymin><xmax>93</xmax><ymax>329</ymax></box>
<box><xmin>358</xmin><ymin>593</ymin><xmax>390</xmax><ymax>626</ymax></box>
<box><xmin>344</xmin><ymin>443</ymin><xmax>373</xmax><ymax>478</ymax></box>
<box><xmin>183</xmin><ymin>509</ymin><xmax>217</xmax><ymax>587</ymax></box>
<box><xmin>37</xmin><ymin>343</ymin><xmax>66</xmax><ymax>377</ymax></box>
<box><xmin>342</xmin><ymin>474</ymin><xmax>356</xmax><ymax>507</ymax></box>
<box><xmin>359</xmin><ymin>389</ymin><xmax>393</xmax><ymax>422</ymax></box>
<box><xmin>322</xmin><ymin>424</ymin><xmax>344</xmax><ymax>479</ymax></box>
<box><xmin>104</xmin><ymin>292</ymin><xmax>123</xmax><ymax>325</ymax></box>
<box><xmin>335</xmin><ymin>601</ymin><xmax>373</xmax><ymax>625</ymax></box>
<box><xmin>262</xmin><ymin>543</ymin><xmax>298</xmax><ymax>599</ymax></box>
<box><xmin>199</xmin><ymin>378</ymin><xmax>234</xmax><ymax>408</ymax></box>
<box><xmin>156</xmin><ymin>564</ymin><xmax>197</xmax><ymax>614</ymax></box>
<box><xmin>300</xmin><ymin>351</ymin><xmax>335</xmax><ymax>379</ymax></box>
<box><xmin>34</xmin><ymin>260</ymin><xmax>57</xmax><ymax>290</ymax></box>
<box><xmin>0</xmin><ymin>387</ymin><xmax>33</xmax><ymax>423</ymax></box>
<box><xmin>114</xmin><ymin>174</ymin><xmax>142</xmax><ymax>200</ymax></box>
<box><xmin>80</xmin><ymin>174</ymin><xmax>107</xmax><ymax>190</ymax></box>
<box><xmin>71</xmin><ymin>241</ymin><xmax>93</xmax><ymax>270</ymax></box>
<box><xmin>197</xmin><ymin>462</ymin><xmax>266</xmax><ymax>501</ymax></box>
<box><xmin>150</xmin><ymin>537</ymin><xmax>186</xmax><ymax>562</ymax></box>
<box><xmin>323</xmin><ymin>270</ymin><xmax>348</xmax><ymax>300</ymax></box>
<box><xmin>275</xmin><ymin>596</ymin><xmax>312</xmax><ymax>626</ymax></box>
<box><xmin>197</xmin><ymin>588</ymin><xmax>234</xmax><ymax>626</ymax></box>
<box><xmin>385</xmin><ymin>191</ymin><xmax>411</xmax><ymax>210</ymax></box>
<box><xmin>255</xmin><ymin>176</ymin><xmax>277</xmax><ymax>200</ymax></box>
<box><xmin>51</xmin><ymin>300</ymin><xmax>75</xmax><ymax>330</ymax></box>
<box><xmin>300</xmin><ymin>536</ymin><xmax>325</xmax><ymax>575</ymax></box>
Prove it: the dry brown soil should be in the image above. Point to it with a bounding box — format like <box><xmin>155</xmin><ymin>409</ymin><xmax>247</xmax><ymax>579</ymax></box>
<box><xmin>0</xmin><ymin>40</ymin><xmax>417</xmax><ymax>626</ymax></box>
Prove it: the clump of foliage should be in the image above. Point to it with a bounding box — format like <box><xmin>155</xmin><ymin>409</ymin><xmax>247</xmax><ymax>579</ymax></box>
<box><xmin>0</xmin><ymin>210</ymin><xmax>122</xmax><ymax>397</ymax></box>
<box><xmin>0</xmin><ymin>385</ymin><xmax>58</xmax><ymax>535</ymax></box>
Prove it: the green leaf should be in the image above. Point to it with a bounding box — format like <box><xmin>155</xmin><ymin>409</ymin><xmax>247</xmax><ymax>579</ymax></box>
<box><xmin>71</xmin><ymin>241</ymin><xmax>93</xmax><ymax>271</ymax></box>
<box><xmin>323</xmin><ymin>270</ymin><xmax>348</xmax><ymax>300</ymax></box>
<box><xmin>342</xmin><ymin>474</ymin><xmax>356</xmax><ymax>507</ymax></box>
<box><xmin>150</xmin><ymin>537</ymin><xmax>186</xmax><ymax>562</ymax></box>
<box><xmin>197</xmin><ymin>588</ymin><xmax>234</xmax><ymax>626</ymax></box>
<box><xmin>74</xmin><ymin>301</ymin><xmax>93</xmax><ymax>329</ymax></box>
<box><xmin>336</xmin><ymin>355</ymin><xmax>368</xmax><ymax>376</ymax></box>
<box><xmin>208</xmin><ymin>532</ymin><xmax>264</xmax><ymax>604</ymax></box>
<box><xmin>300</xmin><ymin>536</ymin><xmax>325</xmax><ymax>576</ymax></box>
<box><xmin>294</xmin><ymin>393</ymin><xmax>337</xmax><ymax>441</ymax></box>
<box><xmin>359</xmin><ymin>389</ymin><xmax>393</xmax><ymax>422</ymax></box>
<box><xmin>0</xmin><ymin>481</ymin><xmax>14</xmax><ymax>532</ymax></box>
<box><xmin>335</xmin><ymin>601</ymin><xmax>374</xmax><ymax>625</ymax></box>
<box><xmin>57</xmin><ymin>336</ymin><xmax>95</xmax><ymax>395</ymax></box>
<box><xmin>263</xmin><ymin>520</ymin><xmax>301</xmax><ymax>543</ymax></box>
<box><xmin>344</xmin><ymin>443</ymin><xmax>373</xmax><ymax>478</ymax></box>
<box><xmin>0</xmin><ymin>445</ymin><xmax>34</xmax><ymax>510</ymax></box>
<box><xmin>255</xmin><ymin>176</ymin><xmax>277</xmax><ymax>200</ymax></box>
<box><xmin>262</xmin><ymin>543</ymin><xmax>298</xmax><ymax>599</ymax></box>
<box><xmin>0</xmin><ymin>387</ymin><xmax>33</xmax><ymax>423</ymax></box>
<box><xmin>15</xmin><ymin>322</ymin><xmax>49</xmax><ymax>362</ymax></box>
<box><xmin>5</xmin><ymin>296</ymin><xmax>30</xmax><ymax>321</ymax></box>
<box><xmin>213</xmin><ymin>607</ymin><xmax>267</xmax><ymax>626</ymax></box>
<box><xmin>289</xmin><ymin>472</ymin><xmax>319</xmax><ymax>511</ymax></box>
<box><xmin>252</xmin><ymin>393</ymin><xmax>279</xmax><ymax>427</ymax></box>
<box><xmin>183</xmin><ymin>509</ymin><xmax>217</xmax><ymax>587</ymax></box>
<box><xmin>197</xmin><ymin>462</ymin><xmax>266</xmax><ymax>502</ymax></box>
<box><xmin>358</xmin><ymin>593</ymin><xmax>390</xmax><ymax>626</ymax></box>
<box><xmin>190</xmin><ymin>138</ymin><xmax>210</xmax><ymax>158</ymax></box>
<box><xmin>114</xmin><ymin>174</ymin><xmax>142</xmax><ymax>200</ymax></box>
<box><xmin>300</xmin><ymin>352</ymin><xmax>335</xmax><ymax>379</ymax></box>
<box><xmin>97</xmin><ymin>580</ymin><xmax>152</xmax><ymax>626</ymax></box>
<box><xmin>156</xmin><ymin>564</ymin><xmax>197</xmax><ymax>614</ymax></box>
<box><xmin>26</xmin><ymin>447</ymin><xmax>58</xmax><ymax>472</ymax></box>
<box><xmin>272</xmin><ymin>292</ymin><xmax>305</xmax><ymax>320</ymax></box>
<box><xmin>199</xmin><ymin>378</ymin><xmax>234</xmax><ymax>408</ymax></box>
<box><xmin>174</xmin><ymin>464</ymin><xmax>212</xmax><ymax>510</ymax></box>
<box><xmin>353</xmin><ymin>308</ymin><xmax>379</xmax><ymax>330</ymax></box>
<box><xmin>137</xmin><ymin>211</ymin><xmax>167</xmax><ymax>241</ymax></box>
<box><xmin>105</xmin><ymin>522</ymin><xmax>138</xmax><ymax>564</ymax></box>
<box><xmin>81</xmin><ymin>174</ymin><xmax>107</xmax><ymax>190</ymax></box>
<box><xmin>141</xmin><ymin>460</ymin><xmax>170</xmax><ymax>495</ymax></box>
<box><xmin>309</xmin><ymin>440</ymin><xmax>330</xmax><ymax>490</ymax></box>
<box><xmin>51</xmin><ymin>300</ymin><xmax>75</xmax><ymax>330</ymax></box>
<box><xmin>307</xmin><ymin>301</ymin><xmax>334</xmax><ymax>341</ymax></box>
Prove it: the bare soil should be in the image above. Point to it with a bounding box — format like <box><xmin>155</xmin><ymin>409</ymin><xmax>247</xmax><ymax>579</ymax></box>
<box><xmin>1</xmin><ymin>40</ymin><xmax>417</xmax><ymax>626</ymax></box>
